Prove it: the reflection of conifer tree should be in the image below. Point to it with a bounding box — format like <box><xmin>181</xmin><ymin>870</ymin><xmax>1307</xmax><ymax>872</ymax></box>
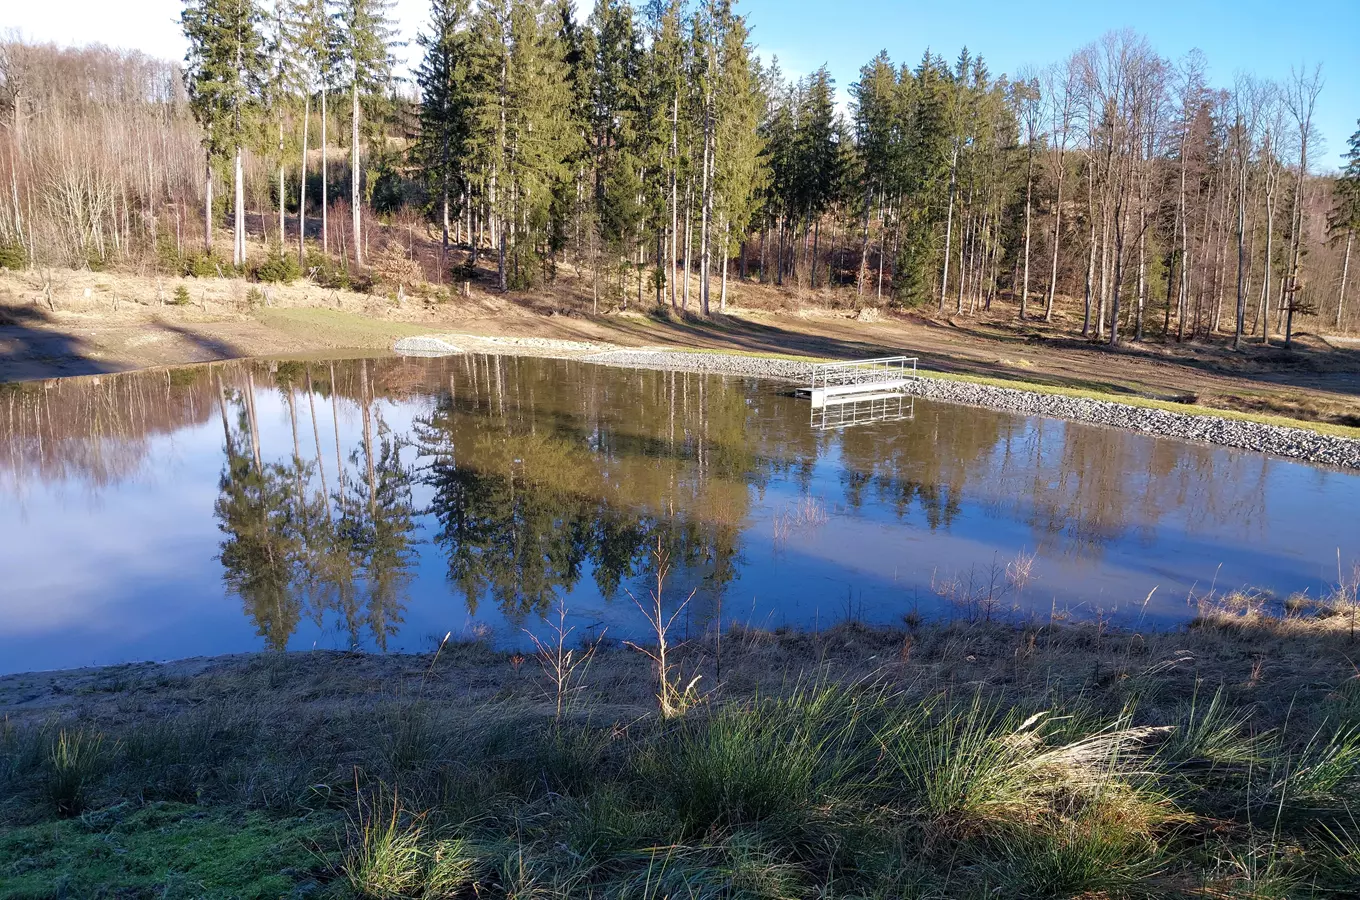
<box><xmin>412</xmin><ymin>358</ymin><xmax>762</xmax><ymax>623</ymax></box>
<box><xmin>214</xmin><ymin>396</ymin><xmax>304</xmax><ymax>651</ymax></box>
<box><xmin>337</xmin><ymin>394</ymin><xmax>418</xmax><ymax>651</ymax></box>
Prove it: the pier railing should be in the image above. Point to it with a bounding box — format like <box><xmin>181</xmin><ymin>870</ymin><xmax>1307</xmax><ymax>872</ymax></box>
<box><xmin>806</xmin><ymin>356</ymin><xmax>918</xmax><ymax>407</ymax></box>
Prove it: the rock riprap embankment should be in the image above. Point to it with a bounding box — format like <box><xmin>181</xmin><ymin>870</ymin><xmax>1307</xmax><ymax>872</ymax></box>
<box><xmin>393</xmin><ymin>336</ymin><xmax>464</xmax><ymax>356</ymax></box>
<box><xmin>583</xmin><ymin>349</ymin><xmax>1360</xmax><ymax>471</ymax></box>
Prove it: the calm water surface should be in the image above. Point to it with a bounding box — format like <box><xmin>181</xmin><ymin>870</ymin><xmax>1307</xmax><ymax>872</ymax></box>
<box><xmin>1</xmin><ymin>355</ymin><xmax>1355</xmax><ymax>674</ymax></box>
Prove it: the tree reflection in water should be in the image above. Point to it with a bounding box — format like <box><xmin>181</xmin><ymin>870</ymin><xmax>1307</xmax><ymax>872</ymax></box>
<box><xmin>114</xmin><ymin>352</ymin><xmax>1342</xmax><ymax>655</ymax></box>
<box><xmin>215</xmin><ymin>360</ymin><xmax>418</xmax><ymax>651</ymax></box>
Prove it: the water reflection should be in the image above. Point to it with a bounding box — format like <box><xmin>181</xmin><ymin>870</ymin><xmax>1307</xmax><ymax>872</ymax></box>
<box><xmin>0</xmin><ymin>356</ymin><xmax>1355</xmax><ymax>673</ymax></box>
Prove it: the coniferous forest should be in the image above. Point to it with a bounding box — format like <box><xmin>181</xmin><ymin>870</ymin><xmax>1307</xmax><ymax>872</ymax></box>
<box><xmin>0</xmin><ymin>0</ymin><xmax>1357</xmax><ymax>346</ymax></box>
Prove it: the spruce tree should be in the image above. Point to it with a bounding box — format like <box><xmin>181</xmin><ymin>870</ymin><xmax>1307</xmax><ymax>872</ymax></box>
<box><xmin>290</xmin><ymin>0</ymin><xmax>334</xmax><ymax>260</ymax></box>
<box><xmin>851</xmin><ymin>51</ymin><xmax>899</xmax><ymax>297</ymax></box>
<box><xmin>336</xmin><ymin>0</ymin><xmax>398</xmax><ymax>267</ymax></box>
<box><xmin>182</xmin><ymin>0</ymin><xmax>266</xmax><ymax>264</ymax></box>
<box><xmin>643</xmin><ymin>0</ymin><xmax>687</xmax><ymax>307</ymax></box>
<box><xmin>589</xmin><ymin>0</ymin><xmax>645</xmax><ymax>303</ymax></box>
<box><xmin>415</xmin><ymin>0</ymin><xmax>473</xmax><ymax>268</ymax></box>
<box><xmin>1330</xmin><ymin>121</ymin><xmax>1360</xmax><ymax>329</ymax></box>
<box><xmin>264</xmin><ymin>0</ymin><xmax>305</xmax><ymax>251</ymax></box>
<box><xmin>711</xmin><ymin>5</ymin><xmax>764</xmax><ymax>309</ymax></box>
<box><xmin>795</xmin><ymin>66</ymin><xmax>838</xmax><ymax>289</ymax></box>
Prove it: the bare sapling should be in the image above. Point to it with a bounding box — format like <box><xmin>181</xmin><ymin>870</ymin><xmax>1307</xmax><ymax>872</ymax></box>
<box><xmin>525</xmin><ymin>599</ymin><xmax>600</xmax><ymax>723</ymax></box>
<box><xmin>932</xmin><ymin>549</ymin><xmax>1038</xmax><ymax>622</ymax></box>
<box><xmin>625</xmin><ymin>541</ymin><xmax>702</xmax><ymax>718</ymax></box>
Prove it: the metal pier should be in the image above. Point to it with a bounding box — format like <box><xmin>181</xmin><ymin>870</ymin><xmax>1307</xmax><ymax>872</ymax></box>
<box><xmin>795</xmin><ymin>356</ymin><xmax>919</xmax><ymax>430</ymax></box>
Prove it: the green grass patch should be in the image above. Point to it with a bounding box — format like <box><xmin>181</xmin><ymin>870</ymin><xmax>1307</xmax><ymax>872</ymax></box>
<box><xmin>0</xmin><ymin>802</ymin><xmax>337</xmax><ymax>899</ymax></box>
<box><xmin>256</xmin><ymin>308</ymin><xmax>429</xmax><ymax>348</ymax></box>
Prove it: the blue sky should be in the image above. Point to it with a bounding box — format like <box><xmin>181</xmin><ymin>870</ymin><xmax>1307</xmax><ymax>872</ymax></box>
<box><xmin>742</xmin><ymin>0</ymin><xmax>1358</xmax><ymax>171</ymax></box>
<box><xmin>11</xmin><ymin>0</ymin><xmax>1358</xmax><ymax>169</ymax></box>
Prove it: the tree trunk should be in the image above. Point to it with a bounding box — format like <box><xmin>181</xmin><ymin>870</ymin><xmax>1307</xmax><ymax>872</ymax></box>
<box><xmin>683</xmin><ymin>178</ymin><xmax>693</xmax><ymax>308</ymax></box>
<box><xmin>669</xmin><ymin>87</ymin><xmax>679</xmax><ymax>309</ymax></box>
<box><xmin>1045</xmin><ymin>146</ymin><xmax>1065</xmax><ymax>323</ymax></box>
<box><xmin>1177</xmin><ymin>156</ymin><xmax>1190</xmax><ymax>342</ymax></box>
<box><xmin>1135</xmin><ymin>205</ymin><xmax>1147</xmax><ymax>342</ymax></box>
<box><xmin>1259</xmin><ymin>186</ymin><xmax>1274</xmax><ymax>343</ymax></box>
<box><xmin>810</xmin><ymin>218</ymin><xmax>820</xmax><ymax>290</ymax></box>
<box><xmin>939</xmin><ymin>142</ymin><xmax>958</xmax><ymax>312</ymax></box>
<box><xmin>299</xmin><ymin>93</ymin><xmax>310</xmax><ymax>263</ymax></box>
<box><xmin>233</xmin><ymin>145</ymin><xmax>245</xmax><ymax>267</ymax></box>
<box><xmin>1338</xmin><ymin>229</ymin><xmax>1353</xmax><ymax>331</ymax></box>
<box><xmin>1097</xmin><ymin>190</ymin><xmax>1111</xmax><ymax>341</ymax></box>
<box><xmin>1109</xmin><ymin>190</ymin><xmax>1125</xmax><ymax>347</ymax></box>
<box><xmin>351</xmin><ymin>75</ymin><xmax>362</xmax><ymax>267</ymax></box>
<box><xmin>204</xmin><ymin>156</ymin><xmax>213</xmax><ymax>254</ymax></box>
<box><xmin>1020</xmin><ymin>141</ymin><xmax>1034</xmax><ymax>319</ymax></box>
<box><xmin>321</xmin><ymin>87</ymin><xmax>328</xmax><ymax>254</ymax></box>
<box><xmin>1234</xmin><ymin>154</ymin><xmax>1248</xmax><ymax>350</ymax></box>
<box><xmin>858</xmin><ymin>185</ymin><xmax>871</xmax><ymax>296</ymax></box>
<box><xmin>278</xmin><ymin>112</ymin><xmax>286</xmax><ymax>251</ymax></box>
<box><xmin>698</xmin><ymin>95</ymin><xmax>713</xmax><ymax>316</ymax></box>
<box><xmin>720</xmin><ymin>219</ymin><xmax>730</xmax><ymax>312</ymax></box>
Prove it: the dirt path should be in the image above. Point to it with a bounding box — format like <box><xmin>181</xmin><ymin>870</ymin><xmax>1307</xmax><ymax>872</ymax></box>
<box><xmin>3</xmin><ymin>268</ymin><xmax>1356</xmax><ymax>429</ymax></box>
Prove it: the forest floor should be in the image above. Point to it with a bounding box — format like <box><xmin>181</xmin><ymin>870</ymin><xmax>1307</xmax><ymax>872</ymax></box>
<box><xmin>1</xmin><ymin>265</ymin><xmax>1357</xmax><ymax>434</ymax></box>
<box><xmin>3</xmin><ymin>592</ymin><xmax>1360</xmax><ymax>897</ymax></box>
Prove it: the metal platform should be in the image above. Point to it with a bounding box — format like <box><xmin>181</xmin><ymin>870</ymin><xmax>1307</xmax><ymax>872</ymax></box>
<box><xmin>795</xmin><ymin>356</ymin><xmax>920</xmax><ymax>430</ymax></box>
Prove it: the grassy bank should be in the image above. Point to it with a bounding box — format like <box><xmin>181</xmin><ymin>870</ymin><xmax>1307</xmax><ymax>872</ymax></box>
<box><xmin>3</xmin><ymin>587</ymin><xmax>1360</xmax><ymax>898</ymax></box>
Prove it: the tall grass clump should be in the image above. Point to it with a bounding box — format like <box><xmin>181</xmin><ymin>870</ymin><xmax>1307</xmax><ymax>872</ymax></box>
<box><xmin>883</xmin><ymin>695</ymin><xmax>1171</xmax><ymax>840</ymax></box>
<box><xmin>345</xmin><ymin>791</ymin><xmax>478</xmax><ymax>899</ymax></box>
<box><xmin>971</xmin><ymin>817</ymin><xmax>1166</xmax><ymax>898</ymax></box>
<box><xmin>652</xmin><ymin>687</ymin><xmax>871</xmax><ymax>840</ymax></box>
<box><xmin>1274</xmin><ymin>724</ymin><xmax>1360</xmax><ymax>814</ymax></box>
<box><xmin>46</xmin><ymin>728</ymin><xmax>106</xmax><ymax>816</ymax></box>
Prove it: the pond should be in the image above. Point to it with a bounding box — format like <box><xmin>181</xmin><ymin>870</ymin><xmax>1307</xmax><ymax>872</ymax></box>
<box><xmin>1</xmin><ymin>354</ymin><xmax>1355</xmax><ymax>674</ymax></box>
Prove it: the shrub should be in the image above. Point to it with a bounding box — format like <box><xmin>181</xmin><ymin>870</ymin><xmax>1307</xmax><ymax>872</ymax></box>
<box><xmin>371</xmin><ymin>241</ymin><xmax>423</xmax><ymax>294</ymax></box>
<box><xmin>189</xmin><ymin>254</ymin><xmax>222</xmax><ymax>278</ymax></box>
<box><xmin>305</xmin><ymin>249</ymin><xmax>352</xmax><ymax>290</ymax></box>
<box><xmin>254</xmin><ymin>244</ymin><xmax>300</xmax><ymax>284</ymax></box>
<box><xmin>0</xmin><ymin>242</ymin><xmax>29</xmax><ymax>269</ymax></box>
<box><xmin>170</xmin><ymin>284</ymin><xmax>192</xmax><ymax>306</ymax></box>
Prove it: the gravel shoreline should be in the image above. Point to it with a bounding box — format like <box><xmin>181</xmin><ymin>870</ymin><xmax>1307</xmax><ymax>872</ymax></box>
<box><xmin>582</xmin><ymin>349</ymin><xmax>1360</xmax><ymax>471</ymax></box>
